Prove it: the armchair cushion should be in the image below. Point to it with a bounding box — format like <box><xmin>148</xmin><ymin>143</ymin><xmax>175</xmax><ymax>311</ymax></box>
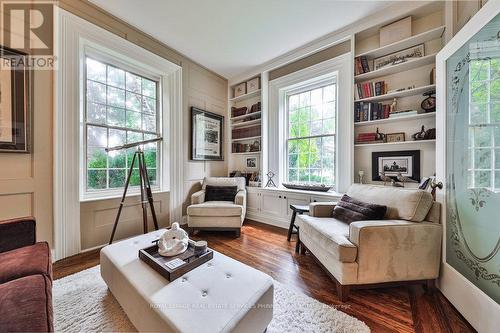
<box><xmin>202</xmin><ymin>177</ymin><xmax>246</xmax><ymax>191</ymax></box>
<box><xmin>347</xmin><ymin>184</ymin><xmax>434</xmax><ymax>222</ymax></box>
<box><xmin>0</xmin><ymin>217</ymin><xmax>36</xmax><ymax>253</ymax></box>
<box><xmin>187</xmin><ymin>201</ymin><xmax>243</xmax><ymax>217</ymax></box>
<box><xmin>298</xmin><ymin>215</ymin><xmax>358</xmax><ymax>263</ymax></box>
<box><xmin>0</xmin><ymin>242</ymin><xmax>52</xmax><ymax>284</ymax></box>
<box><xmin>332</xmin><ymin>194</ymin><xmax>387</xmax><ymax>223</ymax></box>
<box><xmin>205</xmin><ymin>185</ymin><xmax>238</xmax><ymax>202</ymax></box>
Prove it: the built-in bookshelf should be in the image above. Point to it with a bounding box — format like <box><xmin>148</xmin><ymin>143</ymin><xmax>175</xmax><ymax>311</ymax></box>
<box><xmin>353</xmin><ymin>5</ymin><xmax>446</xmax><ymax>185</ymax></box>
<box><xmin>228</xmin><ymin>75</ymin><xmax>262</xmax><ymax>173</ymax></box>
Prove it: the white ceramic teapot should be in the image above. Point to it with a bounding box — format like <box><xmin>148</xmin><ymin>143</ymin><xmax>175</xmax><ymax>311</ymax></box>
<box><xmin>158</xmin><ymin>222</ymin><xmax>189</xmax><ymax>257</ymax></box>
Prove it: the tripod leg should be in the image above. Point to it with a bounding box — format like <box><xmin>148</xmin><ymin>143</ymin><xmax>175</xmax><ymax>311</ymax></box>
<box><xmin>109</xmin><ymin>152</ymin><xmax>136</xmax><ymax>244</ymax></box>
<box><xmin>141</xmin><ymin>159</ymin><xmax>159</xmax><ymax>230</ymax></box>
<box><xmin>138</xmin><ymin>152</ymin><xmax>148</xmax><ymax>234</ymax></box>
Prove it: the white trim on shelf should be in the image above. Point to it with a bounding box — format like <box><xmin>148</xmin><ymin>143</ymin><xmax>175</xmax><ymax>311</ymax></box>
<box><xmin>354</xmin><ymin>139</ymin><xmax>435</xmax><ymax>147</ymax></box>
<box><xmin>231</xmin><ymin>151</ymin><xmax>261</xmax><ymax>155</ymax></box>
<box><xmin>355</xmin><ymin>84</ymin><xmax>435</xmax><ymax>102</ymax></box>
<box><xmin>355</xmin><ymin>53</ymin><xmax>437</xmax><ymax>82</ymax></box>
<box><xmin>231</xmin><ymin>119</ymin><xmax>262</xmax><ymax>128</ymax></box>
<box><xmin>232</xmin><ymin>135</ymin><xmax>262</xmax><ymax>142</ymax></box>
<box><xmin>230</xmin><ymin>111</ymin><xmax>262</xmax><ymax>121</ymax></box>
<box><xmin>354</xmin><ymin>112</ymin><xmax>435</xmax><ymax>126</ymax></box>
<box><xmin>229</xmin><ymin>89</ymin><xmax>261</xmax><ymax>102</ymax></box>
<box><xmin>355</xmin><ymin>25</ymin><xmax>445</xmax><ymax>58</ymax></box>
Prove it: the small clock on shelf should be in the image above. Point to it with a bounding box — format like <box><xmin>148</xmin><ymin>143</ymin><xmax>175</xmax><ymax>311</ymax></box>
<box><xmin>421</xmin><ymin>90</ymin><xmax>436</xmax><ymax>113</ymax></box>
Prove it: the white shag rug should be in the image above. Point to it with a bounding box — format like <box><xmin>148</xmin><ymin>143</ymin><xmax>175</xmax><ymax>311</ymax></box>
<box><xmin>53</xmin><ymin>266</ymin><xmax>369</xmax><ymax>333</ymax></box>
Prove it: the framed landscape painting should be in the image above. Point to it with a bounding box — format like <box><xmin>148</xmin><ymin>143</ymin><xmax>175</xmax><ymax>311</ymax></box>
<box><xmin>0</xmin><ymin>46</ymin><xmax>31</xmax><ymax>153</ymax></box>
<box><xmin>191</xmin><ymin>107</ymin><xmax>224</xmax><ymax>161</ymax></box>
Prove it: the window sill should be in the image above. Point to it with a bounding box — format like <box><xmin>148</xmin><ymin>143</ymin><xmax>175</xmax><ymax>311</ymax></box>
<box><xmin>248</xmin><ymin>186</ymin><xmax>343</xmax><ymax>197</ymax></box>
<box><xmin>80</xmin><ymin>187</ymin><xmax>165</xmax><ymax>203</ymax></box>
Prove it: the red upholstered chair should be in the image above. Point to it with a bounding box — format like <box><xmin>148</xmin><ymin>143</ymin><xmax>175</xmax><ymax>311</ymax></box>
<box><xmin>0</xmin><ymin>217</ymin><xmax>54</xmax><ymax>332</ymax></box>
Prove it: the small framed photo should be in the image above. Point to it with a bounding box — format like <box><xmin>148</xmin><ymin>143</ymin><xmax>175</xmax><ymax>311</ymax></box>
<box><xmin>246</xmin><ymin>77</ymin><xmax>260</xmax><ymax>93</ymax></box>
<box><xmin>245</xmin><ymin>156</ymin><xmax>259</xmax><ymax>171</ymax></box>
<box><xmin>233</xmin><ymin>82</ymin><xmax>246</xmax><ymax>98</ymax></box>
<box><xmin>373</xmin><ymin>44</ymin><xmax>424</xmax><ymax>71</ymax></box>
<box><xmin>372</xmin><ymin>150</ymin><xmax>420</xmax><ymax>181</ymax></box>
<box><xmin>386</xmin><ymin>132</ymin><xmax>406</xmax><ymax>143</ymax></box>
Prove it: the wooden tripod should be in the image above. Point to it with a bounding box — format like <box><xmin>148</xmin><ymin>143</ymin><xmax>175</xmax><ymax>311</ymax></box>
<box><xmin>109</xmin><ymin>147</ymin><xmax>159</xmax><ymax>244</ymax></box>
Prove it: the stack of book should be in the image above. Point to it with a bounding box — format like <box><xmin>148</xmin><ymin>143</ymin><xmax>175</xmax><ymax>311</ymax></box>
<box><xmin>356</xmin><ymin>132</ymin><xmax>384</xmax><ymax>144</ymax></box>
<box><xmin>389</xmin><ymin>110</ymin><xmax>419</xmax><ymax>118</ymax></box>
<box><xmin>355</xmin><ymin>81</ymin><xmax>387</xmax><ymax>100</ymax></box>
<box><xmin>232</xmin><ymin>125</ymin><xmax>261</xmax><ymax>139</ymax></box>
<box><xmin>354</xmin><ymin>56</ymin><xmax>370</xmax><ymax>75</ymax></box>
<box><xmin>355</xmin><ymin>102</ymin><xmax>391</xmax><ymax>122</ymax></box>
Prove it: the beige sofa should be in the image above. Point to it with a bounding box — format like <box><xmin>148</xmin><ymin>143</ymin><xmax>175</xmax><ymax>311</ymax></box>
<box><xmin>187</xmin><ymin>177</ymin><xmax>246</xmax><ymax>237</ymax></box>
<box><xmin>297</xmin><ymin>184</ymin><xmax>442</xmax><ymax>301</ymax></box>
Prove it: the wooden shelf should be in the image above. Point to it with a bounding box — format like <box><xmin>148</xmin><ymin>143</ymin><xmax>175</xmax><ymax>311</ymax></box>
<box><xmin>354</xmin><ymin>139</ymin><xmax>435</xmax><ymax>147</ymax></box>
<box><xmin>355</xmin><ymin>112</ymin><xmax>435</xmax><ymax>126</ymax></box>
<box><xmin>231</xmin><ymin>119</ymin><xmax>261</xmax><ymax>128</ymax></box>
<box><xmin>232</xmin><ymin>135</ymin><xmax>261</xmax><ymax>142</ymax></box>
<box><xmin>229</xmin><ymin>89</ymin><xmax>261</xmax><ymax>102</ymax></box>
<box><xmin>355</xmin><ymin>54</ymin><xmax>436</xmax><ymax>82</ymax></box>
<box><xmin>355</xmin><ymin>84</ymin><xmax>435</xmax><ymax>102</ymax></box>
<box><xmin>356</xmin><ymin>26</ymin><xmax>445</xmax><ymax>59</ymax></box>
<box><xmin>231</xmin><ymin>151</ymin><xmax>261</xmax><ymax>155</ymax></box>
<box><xmin>230</xmin><ymin>111</ymin><xmax>261</xmax><ymax>122</ymax></box>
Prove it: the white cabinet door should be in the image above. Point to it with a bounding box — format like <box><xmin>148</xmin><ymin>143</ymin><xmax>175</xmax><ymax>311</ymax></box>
<box><xmin>311</xmin><ymin>195</ymin><xmax>337</xmax><ymax>203</ymax></box>
<box><xmin>284</xmin><ymin>194</ymin><xmax>311</xmax><ymax>219</ymax></box>
<box><xmin>247</xmin><ymin>190</ymin><xmax>262</xmax><ymax>214</ymax></box>
<box><xmin>261</xmin><ymin>192</ymin><xmax>285</xmax><ymax>218</ymax></box>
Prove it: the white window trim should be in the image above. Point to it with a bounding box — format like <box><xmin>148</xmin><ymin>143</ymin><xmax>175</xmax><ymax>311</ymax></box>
<box><xmin>54</xmin><ymin>9</ymin><xmax>182</xmax><ymax>260</ymax></box>
<box><xmin>268</xmin><ymin>54</ymin><xmax>353</xmax><ymax>192</ymax></box>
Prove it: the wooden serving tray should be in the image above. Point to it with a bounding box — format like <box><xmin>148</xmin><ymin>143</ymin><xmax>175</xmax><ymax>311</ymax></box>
<box><xmin>139</xmin><ymin>242</ymin><xmax>213</xmax><ymax>282</ymax></box>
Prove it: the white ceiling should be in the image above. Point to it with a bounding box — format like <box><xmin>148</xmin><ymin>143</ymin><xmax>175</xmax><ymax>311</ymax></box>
<box><xmin>89</xmin><ymin>0</ymin><xmax>391</xmax><ymax>79</ymax></box>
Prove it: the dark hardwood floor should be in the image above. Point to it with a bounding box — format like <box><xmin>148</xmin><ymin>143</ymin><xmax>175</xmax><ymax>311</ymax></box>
<box><xmin>53</xmin><ymin>220</ymin><xmax>475</xmax><ymax>333</ymax></box>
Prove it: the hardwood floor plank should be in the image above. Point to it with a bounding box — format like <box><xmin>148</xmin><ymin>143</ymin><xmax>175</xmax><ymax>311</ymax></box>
<box><xmin>53</xmin><ymin>220</ymin><xmax>475</xmax><ymax>333</ymax></box>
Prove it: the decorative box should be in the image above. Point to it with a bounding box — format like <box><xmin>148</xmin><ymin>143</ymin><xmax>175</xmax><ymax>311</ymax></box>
<box><xmin>234</xmin><ymin>82</ymin><xmax>246</xmax><ymax>98</ymax></box>
<box><xmin>379</xmin><ymin>16</ymin><xmax>412</xmax><ymax>46</ymax></box>
<box><xmin>246</xmin><ymin>77</ymin><xmax>260</xmax><ymax>93</ymax></box>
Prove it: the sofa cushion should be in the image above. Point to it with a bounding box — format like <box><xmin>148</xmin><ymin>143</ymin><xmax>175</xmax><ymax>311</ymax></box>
<box><xmin>347</xmin><ymin>184</ymin><xmax>433</xmax><ymax>222</ymax></box>
<box><xmin>0</xmin><ymin>242</ymin><xmax>52</xmax><ymax>284</ymax></box>
<box><xmin>0</xmin><ymin>274</ymin><xmax>53</xmax><ymax>332</ymax></box>
<box><xmin>298</xmin><ymin>215</ymin><xmax>357</xmax><ymax>263</ymax></box>
<box><xmin>187</xmin><ymin>201</ymin><xmax>243</xmax><ymax>217</ymax></box>
<box><xmin>332</xmin><ymin>194</ymin><xmax>387</xmax><ymax>223</ymax></box>
<box><xmin>205</xmin><ymin>185</ymin><xmax>238</xmax><ymax>202</ymax></box>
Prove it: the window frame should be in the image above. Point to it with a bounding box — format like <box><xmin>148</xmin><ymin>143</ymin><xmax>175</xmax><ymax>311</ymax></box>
<box><xmin>284</xmin><ymin>78</ymin><xmax>337</xmax><ymax>185</ymax></box>
<box><xmin>467</xmin><ymin>57</ymin><xmax>500</xmax><ymax>192</ymax></box>
<box><xmin>81</xmin><ymin>47</ymin><xmax>165</xmax><ymax>201</ymax></box>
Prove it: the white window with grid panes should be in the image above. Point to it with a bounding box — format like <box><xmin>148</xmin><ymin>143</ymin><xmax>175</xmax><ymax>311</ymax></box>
<box><xmin>85</xmin><ymin>57</ymin><xmax>160</xmax><ymax>196</ymax></box>
<box><xmin>468</xmin><ymin>57</ymin><xmax>500</xmax><ymax>192</ymax></box>
<box><xmin>286</xmin><ymin>81</ymin><xmax>336</xmax><ymax>185</ymax></box>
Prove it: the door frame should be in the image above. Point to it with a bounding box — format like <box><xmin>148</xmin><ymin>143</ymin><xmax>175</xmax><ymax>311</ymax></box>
<box><xmin>436</xmin><ymin>1</ymin><xmax>500</xmax><ymax>331</ymax></box>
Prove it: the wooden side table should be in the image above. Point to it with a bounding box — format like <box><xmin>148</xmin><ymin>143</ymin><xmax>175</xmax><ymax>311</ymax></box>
<box><xmin>288</xmin><ymin>204</ymin><xmax>309</xmax><ymax>253</ymax></box>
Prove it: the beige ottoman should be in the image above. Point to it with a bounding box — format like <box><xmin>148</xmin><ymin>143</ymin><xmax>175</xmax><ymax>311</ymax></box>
<box><xmin>100</xmin><ymin>230</ymin><xmax>273</xmax><ymax>332</ymax></box>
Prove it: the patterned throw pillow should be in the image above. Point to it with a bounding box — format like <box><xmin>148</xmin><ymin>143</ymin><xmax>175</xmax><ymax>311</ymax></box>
<box><xmin>205</xmin><ymin>185</ymin><xmax>238</xmax><ymax>202</ymax></box>
<box><xmin>332</xmin><ymin>194</ymin><xmax>387</xmax><ymax>224</ymax></box>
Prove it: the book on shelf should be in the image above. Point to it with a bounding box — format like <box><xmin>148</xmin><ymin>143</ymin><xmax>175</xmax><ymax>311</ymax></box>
<box><xmin>354</xmin><ymin>81</ymin><xmax>388</xmax><ymax>100</ymax></box>
<box><xmin>389</xmin><ymin>110</ymin><xmax>419</xmax><ymax>118</ymax></box>
<box><xmin>354</xmin><ymin>56</ymin><xmax>370</xmax><ymax>75</ymax></box>
<box><xmin>355</xmin><ymin>132</ymin><xmax>384</xmax><ymax>144</ymax></box>
<box><xmin>354</xmin><ymin>102</ymin><xmax>391</xmax><ymax>122</ymax></box>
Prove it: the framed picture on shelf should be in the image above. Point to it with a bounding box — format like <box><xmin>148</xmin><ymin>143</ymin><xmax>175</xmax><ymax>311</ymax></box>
<box><xmin>191</xmin><ymin>107</ymin><xmax>224</xmax><ymax>161</ymax></box>
<box><xmin>372</xmin><ymin>150</ymin><xmax>420</xmax><ymax>181</ymax></box>
<box><xmin>386</xmin><ymin>132</ymin><xmax>405</xmax><ymax>143</ymax></box>
<box><xmin>245</xmin><ymin>156</ymin><xmax>259</xmax><ymax>171</ymax></box>
<box><xmin>373</xmin><ymin>44</ymin><xmax>424</xmax><ymax>71</ymax></box>
<box><xmin>0</xmin><ymin>46</ymin><xmax>32</xmax><ymax>153</ymax></box>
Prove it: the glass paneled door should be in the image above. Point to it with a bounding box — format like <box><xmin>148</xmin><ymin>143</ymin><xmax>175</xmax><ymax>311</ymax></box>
<box><xmin>441</xmin><ymin>12</ymin><xmax>500</xmax><ymax>306</ymax></box>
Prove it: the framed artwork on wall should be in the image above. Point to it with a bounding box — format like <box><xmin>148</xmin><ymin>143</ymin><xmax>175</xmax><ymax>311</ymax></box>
<box><xmin>372</xmin><ymin>150</ymin><xmax>420</xmax><ymax>181</ymax></box>
<box><xmin>191</xmin><ymin>107</ymin><xmax>224</xmax><ymax>161</ymax></box>
<box><xmin>245</xmin><ymin>156</ymin><xmax>259</xmax><ymax>171</ymax></box>
<box><xmin>0</xmin><ymin>46</ymin><xmax>31</xmax><ymax>153</ymax></box>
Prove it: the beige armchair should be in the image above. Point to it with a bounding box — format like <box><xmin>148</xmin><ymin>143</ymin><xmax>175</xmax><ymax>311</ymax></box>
<box><xmin>187</xmin><ymin>177</ymin><xmax>246</xmax><ymax>237</ymax></box>
<box><xmin>297</xmin><ymin>184</ymin><xmax>442</xmax><ymax>301</ymax></box>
